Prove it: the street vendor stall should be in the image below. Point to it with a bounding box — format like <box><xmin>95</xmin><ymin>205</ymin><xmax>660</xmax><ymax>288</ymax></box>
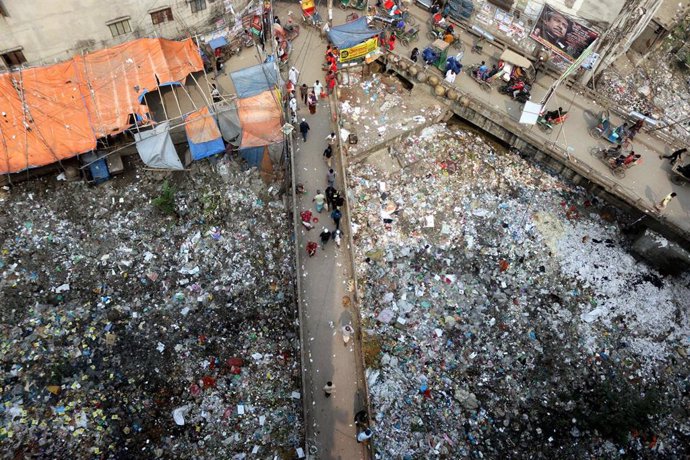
<box><xmin>431</xmin><ymin>39</ymin><xmax>449</xmax><ymax>71</ymax></box>
<box><xmin>327</xmin><ymin>17</ymin><xmax>382</xmax><ymax>64</ymax></box>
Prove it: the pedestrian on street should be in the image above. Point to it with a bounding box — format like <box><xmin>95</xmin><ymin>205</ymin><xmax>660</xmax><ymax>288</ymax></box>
<box><xmin>319</xmin><ymin>227</ymin><xmax>331</xmax><ymax>248</ymax></box>
<box><xmin>323</xmin><ymin>145</ymin><xmax>333</xmax><ymax>168</ymax></box>
<box><xmin>306</xmin><ymin>241</ymin><xmax>318</xmax><ymax>257</ymax></box>
<box><xmin>299</xmin><ymin>118</ymin><xmax>310</xmax><ymax>141</ymax></box>
<box><xmin>356</xmin><ymin>428</ymin><xmax>373</xmax><ymax>443</ymax></box>
<box><xmin>300</xmin><ymin>83</ymin><xmax>309</xmax><ymax>105</ymax></box>
<box><xmin>660</xmin><ymin>147</ymin><xmax>687</xmax><ymax>166</ymax></box>
<box><xmin>308</xmin><ymin>91</ymin><xmax>317</xmax><ymax>114</ymax></box>
<box><xmin>331</xmin><ymin>208</ymin><xmax>342</xmax><ymax>230</ymax></box>
<box><xmin>354</xmin><ymin>410</ymin><xmax>369</xmax><ymax>426</ymax></box>
<box><xmin>327</xmin><ymin>168</ymin><xmax>336</xmax><ymax>188</ymax></box>
<box><xmin>327</xmin><ymin>74</ymin><xmax>336</xmax><ymax>95</ymax></box>
<box><xmin>314</xmin><ymin>80</ymin><xmax>324</xmax><ymax>99</ymax></box>
<box><xmin>628</xmin><ymin>118</ymin><xmax>645</xmax><ymax>140</ymax></box>
<box><xmin>210</xmin><ymin>84</ymin><xmax>222</xmax><ymax>103</ymax></box>
<box><xmin>323</xmin><ymin>381</ymin><xmax>335</xmax><ymax>397</ymax></box>
<box><xmin>313</xmin><ymin>190</ymin><xmax>326</xmax><ymax>213</ymax></box>
<box><xmin>410</xmin><ymin>47</ymin><xmax>419</xmax><ymax>63</ymax></box>
<box><xmin>325</xmin><ymin>186</ymin><xmax>337</xmax><ymax>209</ymax></box>
<box><xmin>388</xmin><ymin>32</ymin><xmax>396</xmax><ymax>51</ymax></box>
<box><xmin>655</xmin><ymin>192</ymin><xmax>677</xmax><ymax>212</ymax></box>
<box><xmin>289</xmin><ymin>66</ymin><xmax>299</xmax><ymax>86</ymax></box>
<box><xmin>445</xmin><ymin>69</ymin><xmax>456</xmax><ymax>83</ymax></box>
<box><xmin>289</xmin><ymin>95</ymin><xmax>297</xmax><ymax>117</ymax></box>
<box><xmin>332</xmin><ymin>189</ymin><xmax>344</xmax><ymax>208</ymax></box>
<box><xmin>325</xmin><ymin>132</ymin><xmax>336</xmax><ymax>146</ymax></box>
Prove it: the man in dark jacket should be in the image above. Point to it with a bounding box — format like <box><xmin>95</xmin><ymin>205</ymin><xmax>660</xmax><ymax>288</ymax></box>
<box><xmin>299</xmin><ymin>118</ymin><xmax>310</xmax><ymax>142</ymax></box>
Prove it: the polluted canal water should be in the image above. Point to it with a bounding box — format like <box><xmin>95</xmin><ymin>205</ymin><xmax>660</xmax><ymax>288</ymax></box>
<box><xmin>348</xmin><ymin>122</ymin><xmax>690</xmax><ymax>458</ymax></box>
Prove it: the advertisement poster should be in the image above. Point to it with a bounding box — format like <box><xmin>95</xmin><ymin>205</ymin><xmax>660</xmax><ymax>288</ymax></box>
<box><xmin>339</xmin><ymin>37</ymin><xmax>379</xmax><ymax>62</ymax></box>
<box><xmin>529</xmin><ymin>4</ymin><xmax>598</xmax><ymax>61</ymax></box>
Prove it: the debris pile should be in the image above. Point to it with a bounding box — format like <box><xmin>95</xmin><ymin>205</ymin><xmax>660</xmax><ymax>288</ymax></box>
<box><xmin>0</xmin><ymin>160</ymin><xmax>302</xmax><ymax>458</ymax></box>
<box><xmin>348</xmin><ymin>124</ymin><xmax>690</xmax><ymax>458</ymax></box>
<box><xmin>338</xmin><ymin>72</ymin><xmax>443</xmax><ymax>155</ymax></box>
<box><xmin>598</xmin><ymin>58</ymin><xmax>690</xmax><ymax>142</ymax></box>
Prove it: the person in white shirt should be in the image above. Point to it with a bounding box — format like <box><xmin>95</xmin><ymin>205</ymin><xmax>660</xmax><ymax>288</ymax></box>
<box><xmin>445</xmin><ymin>69</ymin><xmax>456</xmax><ymax>83</ymax></box>
<box><xmin>313</xmin><ymin>80</ymin><xmax>323</xmax><ymax>99</ymax></box>
<box><xmin>289</xmin><ymin>66</ymin><xmax>299</xmax><ymax>86</ymax></box>
<box><xmin>356</xmin><ymin>428</ymin><xmax>373</xmax><ymax>443</ymax></box>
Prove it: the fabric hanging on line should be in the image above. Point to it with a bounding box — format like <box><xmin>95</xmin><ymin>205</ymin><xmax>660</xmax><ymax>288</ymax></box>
<box><xmin>133</xmin><ymin>122</ymin><xmax>184</xmax><ymax>170</ymax></box>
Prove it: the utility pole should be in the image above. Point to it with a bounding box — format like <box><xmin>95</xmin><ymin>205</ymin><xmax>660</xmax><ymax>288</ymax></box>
<box><xmin>328</xmin><ymin>0</ymin><xmax>333</xmax><ymax>27</ymax></box>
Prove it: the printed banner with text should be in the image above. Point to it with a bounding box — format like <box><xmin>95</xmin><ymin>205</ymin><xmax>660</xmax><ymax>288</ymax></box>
<box><xmin>529</xmin><ymin>4</ymin><xmax>598</xmax><ymax>62</ymax></box>
<box><xmin>339</xmin><ymin>37</ymin><xmax>379</xmax><ymax>62</ymax></box>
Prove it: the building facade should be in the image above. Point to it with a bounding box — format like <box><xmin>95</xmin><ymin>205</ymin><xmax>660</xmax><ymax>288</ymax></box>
<box><xmin>0</xmin><ymin>0</ymin><xmax>247</xmax><ymax>70</ymax></box>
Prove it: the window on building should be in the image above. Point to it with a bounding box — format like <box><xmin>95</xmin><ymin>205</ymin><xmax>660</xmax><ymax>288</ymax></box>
<box><xmin>1</xmin><ymin>49</ymin><xmax>26</xmax><ymax>67</ymax></box>
<box><xmin>190</xmin><ymin>0</ymin><xmax>207</xmax><ymax>13</ymax></box>
<box><xmin>108</xmin><ymin>18</ymin><xmax>132</xmax><ymax>38</ymax></box>
<box><xmin>151</xmin><ymin>8</ymin><xmax>174</xmax><ymax>25</ymax></box>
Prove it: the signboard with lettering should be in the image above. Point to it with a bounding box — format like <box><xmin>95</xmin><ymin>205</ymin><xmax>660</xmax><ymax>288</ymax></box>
<box><xmin>339</xmin><ymin>37</ymin><xmax>379</xmax><ymax>62</ymax></box>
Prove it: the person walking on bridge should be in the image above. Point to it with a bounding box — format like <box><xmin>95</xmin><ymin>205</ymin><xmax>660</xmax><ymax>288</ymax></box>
<box><xmin>655</xmin><ymin>192</ymin><xmax>677</xmax><ymax>212</ymax></box>
<box><xmin>660</xmin><ymin>147</ymin><xmax>687</xmax><ymax>166</ymax></box>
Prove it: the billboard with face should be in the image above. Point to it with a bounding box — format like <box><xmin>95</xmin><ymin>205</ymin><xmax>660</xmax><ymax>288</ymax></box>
<box><xmin>530</xmin><ymin>4</ymin><xmax>598</xmax><ymax>62</ymax></box>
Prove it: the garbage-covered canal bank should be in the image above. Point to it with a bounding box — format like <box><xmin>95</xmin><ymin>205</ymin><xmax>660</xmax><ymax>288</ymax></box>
<box><xmin>348</xmin><ymin>123</ymin><xmax>690</xmax><ymax>458</ymax></box>
<box><xmin>0</xmin><ymin>159</ymin><xmax>302</xmax><ymax>459</ymax></box>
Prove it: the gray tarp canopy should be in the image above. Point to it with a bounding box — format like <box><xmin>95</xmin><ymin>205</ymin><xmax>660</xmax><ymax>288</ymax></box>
<box><xmin>134</xmin><ymin>122</ymin><xmax>184</xmax><ymax>170</ymax></box>
<box><xmin>229</xmin><ymin>62</ymin><xmax>281</xmax><ymax>99</ymax></box>
<box><xmin>215</xmin><ymin>103</ymin><xmax>243</xmax><ymax>147</ymax></box>
<box><xmin>327</xmin><ymin>17</ymin><xmax>381</xmax><ymax>49</ymax></box>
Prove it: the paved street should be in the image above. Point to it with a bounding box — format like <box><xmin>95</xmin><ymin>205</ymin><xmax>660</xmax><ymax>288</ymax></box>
<box><xmin>286</xmin><ymin>15</ymin><xmax>371</xmax><ymax>459</ymax></box>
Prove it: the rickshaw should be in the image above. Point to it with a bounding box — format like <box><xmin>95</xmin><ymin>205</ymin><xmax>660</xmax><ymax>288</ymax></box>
<box><xmin>300</xmin><ymin>0</ymin><xmax>323</xmax><ymax>27</ymax></box>
<box><xmin>340</xmin><ymin>0</ymin><xmax>368</xmax><ymax>11</ymax></box>
<box><xmin>492</xmin><ymin>49</ymin><xmax>534</xmax><ymax>84</ymax></box>
<box><xmin>429</xmin><ymin>39</ymin><xmax>449</xmax><ymax>72</ymax></box>
<box><xmin>589</xmin><ymin>147</ymin><xmax>640</xmax><ymax>179</ymax></box>
<box><xmin>588</xmin><ymin>110</ymin><xmax>631</xmax><ymax>148</ymax></box>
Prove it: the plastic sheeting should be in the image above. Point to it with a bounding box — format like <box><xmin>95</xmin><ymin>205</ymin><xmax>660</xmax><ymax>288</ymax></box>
<box><xmin>134</xmin><ymin>122</ymin><xmax>184</xmax><ymax>170</ymax></box>
<box><xmin>216</xmin><ymin>104</ymin><xmax>243</xmax><ymax>146</ymax></box>
<box><xmin>208</xmin><ymin>37</ymin><xmax>229</xmax><ymax>50</ymax></box>
<box><xmin>230</xmin><ymin>63</ymin><xmax>281</xmax><ymax>99</ymax></box>
<box><xmin>240</xmin><ymin>146</ymin><xmax>265</xmax><ymax>167</ymax></box>
<box><xmin>237</xmin><ymin>90</ymin><xmax>284</xmax><ymax>148</ymax></box>
<box><xmin>327</xmin><ymin>17</ymin><xmax>381</xmax><ymax>49</ymax></box>
<box><xmin>0</xmin><ymin>38</ymin><xmax>203</xmax><ymax>175</ymax></box>
<box><xmin>184</xmin><ymin>107</ymin><xmax>226</xmax><ymax>161</ymax></box>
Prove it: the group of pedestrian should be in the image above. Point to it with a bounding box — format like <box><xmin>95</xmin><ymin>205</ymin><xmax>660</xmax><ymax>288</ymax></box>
<box><xmin>303</xmin><ymin>130</ymin><xmax>345</xmax><ymax>255</ymax></box>
<box><xmin>289</xmin><ymin>65</ymin><xmax>331</xmax><ymax>141</ymax></box>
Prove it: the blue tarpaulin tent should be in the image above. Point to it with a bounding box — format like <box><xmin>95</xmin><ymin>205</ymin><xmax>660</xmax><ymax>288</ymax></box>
<box><xmin>184</xmin><ymin>107</ymin><xmax>226</xmax><ymax>161</ymax></box>
<box><xmin>239</xmin><ymin>146</ymin><xmax>265</xmax><ymax>167</ymax></box>
<box><xmin>327</xmin><ymin>17</ymin><xmax>381</xmax><ymax>49</ymax></box>
<box><xmin>230</xmin><ymin>63</ymin><xmax>281</xmax><ymax>99</ymax></box>
<box><xmin>208</xmin><ymin>37</ymin><xmax>228</xmax><ymax>50</ymax></box>
<box><xmin>188</xmin><ymin>137</ymin><xmax>225</xmax><ymax>161</ymax></box>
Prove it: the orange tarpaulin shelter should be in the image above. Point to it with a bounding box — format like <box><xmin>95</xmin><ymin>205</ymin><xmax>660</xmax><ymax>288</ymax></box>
<box><xmin>237</xmin><ymin>90</ymin><xmax>284</xmax><ymax>148</ymax></box>
<box><xmin>0</xmin><ymin>38</ymin><xmax>203</xmax><ymax>175</ymax></box>
<box><xmin>185</xmin><ymin>106</ymin><xmax>222</xmax><ymax>144</ymax></box>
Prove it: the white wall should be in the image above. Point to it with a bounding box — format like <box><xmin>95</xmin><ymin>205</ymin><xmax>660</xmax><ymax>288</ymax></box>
<box><xmin>0</xmin><ymin>0</ymin><xmax>245</xmax><ymax>69</ymax></box>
